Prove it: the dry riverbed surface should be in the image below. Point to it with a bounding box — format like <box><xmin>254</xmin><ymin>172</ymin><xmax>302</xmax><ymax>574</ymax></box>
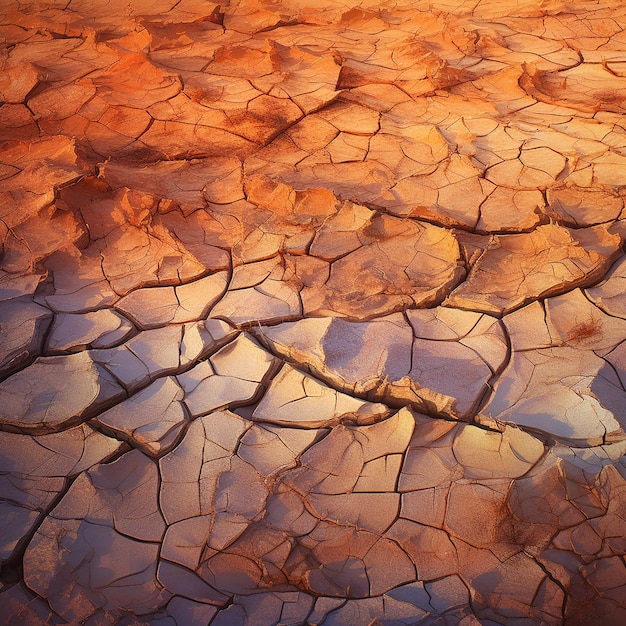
<box><xmin>1</xmin><ymin>1</ymin><xmax>626</xmax><ymax>624</ymax></box>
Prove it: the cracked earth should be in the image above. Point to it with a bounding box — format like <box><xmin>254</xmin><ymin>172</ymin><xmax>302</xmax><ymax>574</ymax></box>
<box><xmin>1</xmin><ymin>0</ymin><xmax>626</xmax><ymax>624</ymax></box>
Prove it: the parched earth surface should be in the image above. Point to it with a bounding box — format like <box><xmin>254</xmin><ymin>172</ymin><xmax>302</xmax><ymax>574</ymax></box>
<box><xmin>2</xmin><ymin>0</ymin><xmax>626</xmax><ymax>624</ymax></box>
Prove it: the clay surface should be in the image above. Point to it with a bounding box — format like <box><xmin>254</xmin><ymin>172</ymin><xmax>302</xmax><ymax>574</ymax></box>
<box><xmin>1</xmin><ymin>1</ymin><xmax>626</xmax><ymax>624</ymax></box>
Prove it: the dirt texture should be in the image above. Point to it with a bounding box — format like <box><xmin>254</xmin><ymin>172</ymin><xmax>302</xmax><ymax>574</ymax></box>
<box><xmin>1</xmin><ymin>1</ymin><xmax>626</xmax><ymax>624</ymax></box>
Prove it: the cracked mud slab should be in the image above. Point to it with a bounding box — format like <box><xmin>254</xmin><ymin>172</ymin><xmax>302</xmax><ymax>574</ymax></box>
<box><xmin>1</xmin><ymin>0</ymin><xmax>626</xmax><ymax>624</ymax></box>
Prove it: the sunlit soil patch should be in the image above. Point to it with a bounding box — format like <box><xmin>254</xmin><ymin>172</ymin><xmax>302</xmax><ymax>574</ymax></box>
<box><xmin>1</xmin><ymin>1</ymin><xmax>626</xmax><ymax>624</ymax></box>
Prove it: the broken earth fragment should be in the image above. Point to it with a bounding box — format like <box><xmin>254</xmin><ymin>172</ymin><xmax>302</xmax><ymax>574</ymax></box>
<box><xmin>210</xmin><ymin>258</ymin><xmax>303</xmax><ymax>325</ymax></box>
<box><xmin>252</xmin><ymin>363</ymin><xmax>391</xmax><ymax>428</ymax></box>
<box><xmin>183</xmin><ymin>333</ymin><xmax>276</xmax><ymax>417</ymax></box>
<box><xmin>46</xmin><ymin>309</ymin><xmax>133</xmax><ymax>353</ymax></box>
<box><xmin>0</xmin><ymin>424</ymin><xmax>121</xmax><ymax>568</ymax></box>
<box><xmin>0</xmin><ymin>351</ymin><xmax>125</xmax><ymax>431</ymax></box>
<box><xmin>304</xmin><ymin>214</ymin><xmax>465</xmax><ymax>319</ymax></box>
<box><xmin>24</xmin><ymin>449</ymin><xmax>168</xmax><ymax>622</ymax></box>
<box><xmin>446</xmin><ymin>223</ymin><xmax>622</xmax><ymax>316</ymax></box>
<box><xmin>94</xmin><ymin>376</ymin><xmax>187</xmax><ymax>456</ymax></box>
<box><xmin>482</xmin><ymin>347</ymin><xmax>626</xmax><ymax>446</ymax></box>
<box><xmin>259</xmin><ymin>310</ymin><xmax>507</xmax><ymax>419</ymax></box>
<box><xmin>114</xmin><ymin>271</ymin><xmax>229</xmax><ymax>329</ymax></box>
<box><xmin>0</xmin><ymin>297</ymin><xmax>52</xmax><ymax>377</ymax></box>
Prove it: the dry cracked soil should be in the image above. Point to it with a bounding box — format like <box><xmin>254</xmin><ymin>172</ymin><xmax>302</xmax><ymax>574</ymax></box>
<box><xmin>1</xmin><ymin>0</ymin><xmax>626</xmax><ymax>624</ymax></box>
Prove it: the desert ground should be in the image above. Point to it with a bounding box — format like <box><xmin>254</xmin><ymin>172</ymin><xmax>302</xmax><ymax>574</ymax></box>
<box><xmin>1</xmin><ymin>0</ymin><xmax>626</xmax><ymax>624</ymax></box>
